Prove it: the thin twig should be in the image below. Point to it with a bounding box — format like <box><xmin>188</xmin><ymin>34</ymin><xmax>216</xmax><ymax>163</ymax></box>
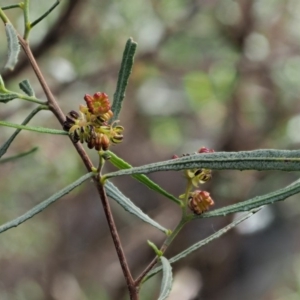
<box><xmin>17</xmin><ymin>34</ymin><xmax>138</xmax><ymax>300</ymax></box>
<box><xmin>96</xmin><ymin>178</ymin><xmax>138</xmax><ymax>300</ymax></box>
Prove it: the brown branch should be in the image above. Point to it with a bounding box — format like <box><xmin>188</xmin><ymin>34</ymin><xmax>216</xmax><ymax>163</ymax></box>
<box><xmin>17</xmin><ymin>35</ymin><xmax>138</xmax><ymax>300</ymax></box>
<box><xmin>96</xmin><ymin>179</ymin><xmax>138</xmax><ymax>300</ymax></box>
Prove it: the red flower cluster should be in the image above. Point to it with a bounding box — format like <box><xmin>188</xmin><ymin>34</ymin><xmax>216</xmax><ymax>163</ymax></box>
<box><xmin>63</xmin><ymin>92</ymin><xmax>124</xmax><ymax>151</ymax></box>
<box><xmin>173</xmin><ymin>146</ymin><xmax>215</xmax><ymax>215</ymax></box>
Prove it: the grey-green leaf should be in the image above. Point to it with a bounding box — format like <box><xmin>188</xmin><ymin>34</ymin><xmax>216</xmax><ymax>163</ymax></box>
<box><xmin>0</xmin><ymin>120</ymin><xmax>68</xmax><ymax>135</ymax></box>
<box><xmin>105</xmin><ymin>181</ymin><xmax>169</xmax><ymax>234</ymax></box>
<box><xmin>0</xmin><ymin>172</ymin><xmax>94</xmax><ymax>234</ymax></box>
<box><xmin>199</xmin><ymin>178</ymin><xmax>300</xmax><ymax>219</ymax></box>
<box><xmin>104</xmin><ymin>150</ymin><xmax>300</xmax><ymax>178</ymax></box>
<box><xmin>19</xmin><ymin>79</ymin><xmax>35</xmax><ymax>96</ymax></box>
<box><xmin>144</xmin><ymin>208</ymin><xmax>259</xmax><ymax>282</ymax></box>
<box><xmin>0</xmin><ymin>147</ymin><xmax>38</xmax><ymax>164</ymax></box>
<box><xmin>158</xmin><ymin>257</ymin><xmax>173</xmax><ymax>300</ymax></box>
<box><xmin>111</xmin><ymin>38</ymin><xmax>137</xmax><ymax>123</ymax></box>
<box><xmin>0</xmin><ymin>106</ymin><xmax>46</xmax><ymax>158</ymax></box>
<box><xmin>4</xmin><ymin>23</ymin><xmax>20</xmax><ymax>71</ymax></box>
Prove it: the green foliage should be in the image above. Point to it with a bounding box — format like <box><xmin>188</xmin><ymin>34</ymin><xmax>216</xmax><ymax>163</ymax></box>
<box><xmin>1</xmin><ymin>2</ymin><xmax>300</xmax><ymax>299</ymax></box>
<box><xmin>19</xmin><ymin>79</ymin><xmax>35</xmax><ymax>96</ymax></box>
<box><xmin>0</xmin><ymin>91</ymin><xmax>18</xmax><ymax>102</ymax></box>
<box><xmin>0</xmin><ymin>173</ymin><xmax>94</xmax><ymax>234</ymax></box>
<box><xmin>111</xmin><ymin>38</ymin><xmax>137</xmax><ymax>123</ymax></box>
<box><xmin>0</xmin><ymin>106</ymin><xmax>47</xmax><ymax>158</ymax></box>
<box><xmin>0</xmin><ymin>146</ymin><xmax>38</xmax><ymax>164</ymax></box>
<box><xmin>104</xmin><ymin>149</ymin><xmax>300</xmax><ymax>178</ymax></box>
<box><xmin>157</xmin><ymin>257</ymin><xmax>173</xmax><ymax>300</ymax></box>
<box><xmin>0</xmin><ymin>120</ymin><xmax>68</xmax><ymax>135</ymax></box>
<box><xmin>105</xmin><ymin>180</ymin><xmax>169</xmax><ymax>234</ymax></box>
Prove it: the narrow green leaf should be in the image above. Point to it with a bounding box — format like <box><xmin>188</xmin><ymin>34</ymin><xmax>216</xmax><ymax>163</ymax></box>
<box><xmin>0</xmin><ymin>172</ymin><xmax>94</xmax><ymax>234</ymax></box>
<box><xmin>111</xmin><ymin>38</ymin><xmax>137</xmax><ymax>122</ymax></box>
<box><xmin>105</xmin><ymin>181</ymin><xmax>169</xmax><ymax>234</ymax></box>
<box><xmin>0</xmin><ymin>120</ymin><xmax>68</xmax><ymax>135</ymax></box>
<box><xmin>31</xmin><ymin>1</ymin><xmax>60</xmax><ymax>28</ymax></box>
<box><xmin>0</xmin><ymin>147</ymin><xmax>38</xmax><ymax>164</ymax></box>
<box><xmin>0</xmin><ymin>92</ymin><xmax>18</xmax><ymax>103</ymax></box>
<box><xmin>19</xmin><ymin>79</ymin><xmax>35</xmax><ymax>96</ymax></box>
<box><xmin>104</xmin><ymin>150</ymin><xmax>300</xmax><ymax>179</ymax></box>
<box><xmin>144</xmin><ymin>208</ymin><xmax>260</xmax><ymax>282</ymax></box>
<box><xmin>0</xmin><ymin>106</ymin><xmax>47</xmax><ymax>158</ymax></box>
<box><xmin>1</xmin><ymin>4</ymin><xmax>22</xmax><ymax>10</ymax></box>
<box><xmin>107</xmin><ymin>151</ymin><xmax>181</xmax><ymax>205</ymax></box>
<box><xmin>158</xmin><ymin>257</ymin><xmax>173</xmax><ymax>300</ymax></box>
<box><xmin>199</xmin><ymin>178</ymin><xmax>300</xmax><ymax>219</ymax></box>
<box><xmin>4</xmin><ymin>23</ymin><xmax>20</xmax><ymax>70</ymax></box>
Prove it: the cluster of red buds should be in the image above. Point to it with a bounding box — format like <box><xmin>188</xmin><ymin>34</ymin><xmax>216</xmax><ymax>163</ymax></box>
<box><xmin>174</xmin><ymin>147</ymin><xmax>215</xmax><ymax>215</ymax></box>
<box><xmin>63</xmin><ymin>92</ymin><xmax>124</xmax><ymax>151</ymax></box>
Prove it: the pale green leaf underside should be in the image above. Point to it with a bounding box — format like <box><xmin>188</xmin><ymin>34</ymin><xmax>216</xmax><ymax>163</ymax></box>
<box><xmin>105</xmin><ymin>150</ymin><xmax>300</xmax><ymax>178</ymax></box>
<box><xmin>0</xmin><ymin>173</ymin><xmax>94</xmax><ymax>234</ymax></box>
<box><xmin>158</xmin><ymin>257</ymin><xmax>173</xmax><ymax>300</ymax></box>
<box><xmin>4</xmin><ymin>23</ymin><xmax>20</xmax><ymax>70</ymax></box>
<box><xmin>105</xmin><ymin>181</ymin><xmax>169</xmax><ymax>234</ymax></box>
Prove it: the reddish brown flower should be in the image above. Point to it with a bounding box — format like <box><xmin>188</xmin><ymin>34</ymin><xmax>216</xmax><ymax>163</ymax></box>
<box><xmin>188</xmin><ymin>190</ymin><xmax>214</xmax><ymax>215</ymax></box>
<box><xmin>84</xmin><ymin>92</ymin><xmax>112</xmax><ymax>116</ymax></box>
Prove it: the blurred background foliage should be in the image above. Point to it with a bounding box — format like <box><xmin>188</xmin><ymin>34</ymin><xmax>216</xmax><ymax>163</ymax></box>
<box><xmin>1</xmin><ymin>0</ymin><xmax>300</xmax><ymax>299</ymax></box>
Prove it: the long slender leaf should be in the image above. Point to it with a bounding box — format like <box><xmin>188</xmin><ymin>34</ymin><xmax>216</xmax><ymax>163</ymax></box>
<box><xmin>31</xmin><ymin>1</ymin><xmax>60</xmax><ymax>28</ymax></box>
<box><xmin>198</xmin><ymin>178</ymin><xmax>300</xmax><ymax>219</ymax></box>
<box><xmin>158</xmin><ymin>257</ymin><xmax>173</xmax><ymax>300</ymax></box>
<box><xmin>143</xmin><ymin>208</ymin><xmax>260</xmax><ymax>282</ymax></box>
<box><xmin>4</xmin><ymin>23</ymin><xmax>20</xmax><ymax>70</ymax></box>
<box><xmin>105</xmin><ymin>180</ymin><xmax>169</xmax><ymax>234</ymax></box>
<box><xmin>107</xmin><ymin>151</ymin><xmax>181</xmax><ymax>205</ymax></box>
<box><xmin>104</xmin><ymin>150</ymin><xmax>300</xmax><ymax>179</ymax></box>
<box><xmin>0</xmin><ymin>105</ymin><xmax>47</xmax><ymax>158</ymax></box>
<box><xmin>0</xmin><ymin>147</ymin><xmax>38</xmax><ymax>164</ymax></box>
<box><xmin>0</xmin><ymin>120</ymin><xmax>67</xmax><ymax>135</ymax></box>
<box><xmin>1</xmin><ymin>4</ymin><xmax>22</xmax><ymax>10</ymax></box>
<box><xmin>111</xmin><ymin>38</ymin><xmax>137</xmax><ymax>122</ymax></box>
<box><xmin>0</xmin><ymin>172</ymin><xmax>94</xmax><ymax>234</ymax></box>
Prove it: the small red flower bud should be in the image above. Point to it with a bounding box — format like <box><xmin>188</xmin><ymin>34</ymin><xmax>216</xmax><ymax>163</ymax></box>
<box><xmin>198</xmin><ymin>147</ymin><xmax>215</xmax><ymax>154</ymax></box>
<box><xmin>188</xmin><ymin>190</ymin><xmax>214</xmax><ymax>215</ymax></box>
<box><xmin>172</xmin><ymin>154</ymin><xmax>179</xmax><ymax>159</ymax></box>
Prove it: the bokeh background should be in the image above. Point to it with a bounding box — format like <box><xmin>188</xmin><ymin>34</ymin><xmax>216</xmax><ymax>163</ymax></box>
<box><xmin>1</xmin><ymin>0</ymin><xmax>300</xmax><ymax>299</ymax></box>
